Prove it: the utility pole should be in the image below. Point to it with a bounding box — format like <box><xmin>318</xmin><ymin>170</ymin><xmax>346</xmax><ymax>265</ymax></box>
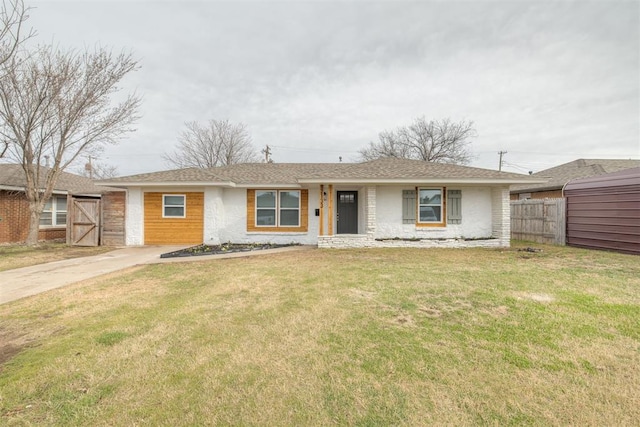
<box><xmin>261</xmin><ymin>145</ymin><xmax>272</xmax><ymax>163</ymax></box>
<box><xmin>498</xmin><ymin>151</ymin><xmax>507</xmax><ymax>172</ymax></box>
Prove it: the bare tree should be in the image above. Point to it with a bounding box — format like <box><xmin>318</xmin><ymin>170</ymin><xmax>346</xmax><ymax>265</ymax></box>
<box><xmin>0</xmin><ymin>0</ymin><xmax>34</xmax><ymax>158</ymax></box>
<box><xmin>358</xmin><ymin>129</ymin><xmax>413</xmax><ymax>160</ymax></box>
<box><xmin>0</xmin><ymin>0</ymin><xmax>32</xmax><ymax>66</ymax></box>
<box><xmin>0</xmin><ymin>45</ymin><xmax>140</xmax><ymax>244</ymax></box>
<box><xmin>359</xmin><ymin>117</ymin><xmax>476</xmax><ymax>165</ymax></box>
<box><xmin>163</xmin><ymin>119</ymin><xmax>260</xmax><ymax>168</ymax></box>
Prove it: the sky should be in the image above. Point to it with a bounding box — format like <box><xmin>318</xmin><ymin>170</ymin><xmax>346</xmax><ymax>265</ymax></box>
<box><xmin>25</xmin><ymin>0</ymin><xmax>640</xmax><ymax>176</ymax></box>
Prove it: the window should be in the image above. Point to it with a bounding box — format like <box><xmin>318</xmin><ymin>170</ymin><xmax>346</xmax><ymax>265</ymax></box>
<box><xmin>163</xmin><ymin>194</ymin><xmax>186</xmax><ymax>218</ymax></box>
<box><xmin>404</xmin><ymin>188</ymin><xmax>459</xmax><ymax>226</ymax></box>
<box><xmin>279</xmin><ymin>191</ymin><xmax>301</xmax><ymax>226</ymax></box>
<box><xmin>40</xmin><ymin>195</ymin><xmax>67</xmax><ymax>227</ymax></box>
<box><xmin>339</xmin><ymin>193</ymin><xmax>355</xmax><ymax>203</ymax></box>
<box><xmin>247</xmin><ymin>189</ymin><xmax>308</xmax><ymax>232</ymax></box>
<box><xmin>256</xmin><ymin>190</ymin><xmax>300</xmax><ymax>227</ymax></box>
<box><xmin>256</xmin><ymin>191</ymin><xmax>276</xmax><ymax>226</ymax></box>
<box><xmin>418</xmin><ymin>188</ymin><xmax>442</xmax><ymax>223</ymax></box>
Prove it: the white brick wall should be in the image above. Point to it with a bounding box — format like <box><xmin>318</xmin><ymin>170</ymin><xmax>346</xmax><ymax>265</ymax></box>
<box><xmin>366</xmin><ymin>186</ymin><xmax>376</xmax><ymax>235</ymax></box>
<box><xmin>125</xmin><ymin>187</ymin><xmax>143</xmax><ymax>245</ymax></box>
<box><xmin>491</xmin><ymin>186</ymin><xmax>511</xmax><ymax>247</ymax></box>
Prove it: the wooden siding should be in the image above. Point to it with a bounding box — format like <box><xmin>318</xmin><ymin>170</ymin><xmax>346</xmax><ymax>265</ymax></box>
<box><xmin>511</xmin><ymin>198</ymin><xmax>566</xmax><ymax>245</ymax></box>
<box><xmin>246</xmin><ymin>189</ymin><xmax>308</xmax><ymax>232</ymax></box>
<box><xmin>101</xmin><ymin>191</ymin><xmax>126</xmax><ymax>246</ymax></box>
<box><xmin>328</xmin><ymin>185</ymin><xmax>333</xmax><ymax>235</ymax></box>
<box><xmin>144</xmin><ymin>192</ymin><xmax>204</xmax><ymax>244</ymax></box>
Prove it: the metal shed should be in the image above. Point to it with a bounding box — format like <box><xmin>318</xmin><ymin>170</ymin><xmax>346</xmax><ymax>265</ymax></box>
<box><xmin>564</xmin><ymin>167</ymin><xmax>640</xmax><ymax>255</ymax></box>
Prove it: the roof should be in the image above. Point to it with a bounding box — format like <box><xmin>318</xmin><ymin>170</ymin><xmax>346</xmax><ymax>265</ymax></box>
<box><xmin>99</xmin><ymin>158</ymin><xmax>541</xmax><ymax>188</ymax></box>
<box><xmin>0</xmin><ymin>163</ymin><xmax>116</xmax><ymax>195</ymax></box>
<box><xmin>564</xmin><ymin>166</ymin><xmax>640</xmax><ymax>192</ymax></box>
<box><xmin>510</xmin><ymin>158</ymin><xmax>640</xmax><ymax>194</ymax></box>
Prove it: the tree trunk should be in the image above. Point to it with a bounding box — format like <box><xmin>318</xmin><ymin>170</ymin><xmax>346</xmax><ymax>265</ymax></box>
<box><xmin>25</xmin><ymin>204</ymin><xmax>41</xmax><ymax>245</ymax></box>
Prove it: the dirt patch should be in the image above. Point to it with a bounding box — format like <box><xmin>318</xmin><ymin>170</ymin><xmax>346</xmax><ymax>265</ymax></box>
<box><xmin>350</xmin><ymin>289</ymin><xmax>377</xmax><ymax>300</ymax></box>
<box><xmin>393</xmin><ymin>314</ymin><xmax>415</xmax><ymax>326</ymax></box>
<box><xmin>0</xmin><ymin>330</ymin><xmax>30</xmax><ymax>369</ymax></box>
<box><xmin>518</xmin><ymin>293</ymin><xmax>555</xmax><ymax>303</ymax></box>
<box><xmin>418</xmin><ymin>306</ymin><xmax>442</xmax><ymax>318</ymax></box>
<box><xmin>490</xmin><ymin>305</ymin><xmax>510</xmax><ymax>317</ymax></box>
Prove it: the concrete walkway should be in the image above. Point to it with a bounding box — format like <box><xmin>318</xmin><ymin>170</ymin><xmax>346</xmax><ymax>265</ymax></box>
<box><xmin>0</xmin><ymin>245</ymin><xmax>313</xmax><ymax>305</ymax></box>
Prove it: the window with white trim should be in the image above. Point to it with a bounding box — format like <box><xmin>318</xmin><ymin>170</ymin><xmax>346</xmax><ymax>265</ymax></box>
<box><xmin>40</xmin><ymin>195</ymin><xmax>67</xmax><ymax>227</ymax></box>
<box><xmin>163</xmin><ymin>195</ymin><xmax>186</xmax><ymax>218</ymax></box>
<box><xmin>256</xmin><ymin>190</ymin><xmax>300</xmax><ymax>227</ymax></box>
<box><xmin>418</xmin><ymin>188</ymin><xmax>442</xmax><ymax>223</ymax></box>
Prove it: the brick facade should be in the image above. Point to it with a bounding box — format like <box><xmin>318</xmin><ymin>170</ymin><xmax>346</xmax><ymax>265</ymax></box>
<box><xmin>510</xmin><ymin>189</ymin><xmax>563</xmax><ymax>201</ymax></box>
<box><xmin>0</xmin><ymin>190</ymin><xmax>66</xmax><ymax>244</ymax></box>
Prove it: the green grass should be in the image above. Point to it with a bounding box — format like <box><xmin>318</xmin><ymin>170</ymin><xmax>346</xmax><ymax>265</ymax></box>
<box><xmin>1</xmin><ymin>242</ymin><xmax>638</xmax><ymax>425</ymax></box>
<box><xmin>0</xmin><ymin>243</ymin><xmax>113</xmax><ymax>271</ymax></box>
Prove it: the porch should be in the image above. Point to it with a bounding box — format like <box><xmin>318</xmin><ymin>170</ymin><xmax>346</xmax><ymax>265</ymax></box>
<box><xmin>315</xmin><ymin>184</ymin><xmax>511</xmax><ymax>249</ymax></box>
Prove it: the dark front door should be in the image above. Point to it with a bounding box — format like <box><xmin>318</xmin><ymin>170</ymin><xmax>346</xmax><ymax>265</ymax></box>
<box><xmin>337</xmin><ymin>191</ymin><xmax>358</xmax><ymax>234</ymax></box>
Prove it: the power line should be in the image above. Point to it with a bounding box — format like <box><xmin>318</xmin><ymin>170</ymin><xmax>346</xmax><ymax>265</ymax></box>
<box><xmin>269</xmin><ymin>144</ymin><xmax>360</xmax><ymax>154</ymax></box>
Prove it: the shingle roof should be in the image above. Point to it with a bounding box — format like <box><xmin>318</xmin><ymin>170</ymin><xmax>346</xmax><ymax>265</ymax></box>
<box><xmin>510</xmin><ymin>159</ymin><xmax>640</xmax><ymax>193</ymax></box>
<box><xmin>100</xmin><ymin>158</ymin><xmax>538</xmax><ymax>187</ymax></box>
<box><xmin>0</xmin><ymin>163</ymin><xmax>113</xmax><ymax>195</ymax></box>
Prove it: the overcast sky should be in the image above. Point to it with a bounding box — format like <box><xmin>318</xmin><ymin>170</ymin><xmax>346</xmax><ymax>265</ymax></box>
<box><xmin>28</xmin><ymin>0</ymin><xmax>639</xmax><ymax>176</ymax></box>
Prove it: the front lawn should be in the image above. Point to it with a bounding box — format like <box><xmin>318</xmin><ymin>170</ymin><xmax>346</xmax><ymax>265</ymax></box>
<box><xmin>0</xmin><ymin>243</ymin><xmax>113</xmax><ymax>272</ymax></box>
<box><xmin>1</xmin><ymin>243</ymin><xmax>638</xmax><ymax>425</ymax></box>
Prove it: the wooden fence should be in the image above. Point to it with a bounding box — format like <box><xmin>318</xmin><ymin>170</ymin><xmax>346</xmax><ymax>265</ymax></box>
<box><xmin>510</xmin><ymin>198</ymin><xmax>566</xmax><ymax>245</ymax></box>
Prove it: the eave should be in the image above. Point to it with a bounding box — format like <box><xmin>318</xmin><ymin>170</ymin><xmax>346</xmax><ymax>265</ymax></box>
<box><xmin>95</xmin><ymin>181</ymin><xmax>237</xmax><ymax>188</ymax></box>
<box><xmin>296</xmin><ymin>178</ymin><xmax>548</xmax><ymax>185</ymax></box>
<box><xmin>0</xmin><ymin>185</ymin><xmax>72</xmax><ymax>194</ymax></box>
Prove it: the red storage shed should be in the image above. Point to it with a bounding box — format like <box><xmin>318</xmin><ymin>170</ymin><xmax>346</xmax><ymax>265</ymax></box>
<box><xmin>564</xmin><ymin>167</ymin><xmax>640</xmax><ymax>255</ymax></box>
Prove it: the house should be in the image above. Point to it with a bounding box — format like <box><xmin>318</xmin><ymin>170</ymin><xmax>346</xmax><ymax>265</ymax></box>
<box><xmin>0</xmin><ymin>164</ymin><xmax>125</xmax><ymax>245</ymax></box>
<box><xmin>510</xmin><ymin>158</ymin><xmax>640</xmax><ymax>200</ymax></box>
<box><xmin>564</xmin><ymin>167</ymin><xmax>640</xmax><ymax>255</ymax></box>
<box><xmin>98</xmin><ymin>158</ymin><xmax>541</xmax><ymax>248</ymax></box>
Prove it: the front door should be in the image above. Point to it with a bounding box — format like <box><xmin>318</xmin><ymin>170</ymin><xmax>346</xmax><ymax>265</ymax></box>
<box><xmin>337</xmin><ymin>191</ymin><xmax>358</xmax><ymax>234</ymax></box>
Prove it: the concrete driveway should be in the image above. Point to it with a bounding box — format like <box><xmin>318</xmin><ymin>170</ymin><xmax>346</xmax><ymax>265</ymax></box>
<box><xmin>0</xmin><ymin>245</ymin><xmax>312</xmax><ymax>305</ymax></box>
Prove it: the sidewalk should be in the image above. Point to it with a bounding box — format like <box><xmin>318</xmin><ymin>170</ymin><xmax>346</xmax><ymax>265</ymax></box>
<box><xmin>0</xmin><ymin>245</ymin><xmax>312</xmax><ymax>305</ymax></box>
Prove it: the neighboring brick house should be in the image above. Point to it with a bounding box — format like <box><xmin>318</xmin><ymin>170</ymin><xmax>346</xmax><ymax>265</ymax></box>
<box><xmin>510</xmin><ymin>159</ymin><xmax>640</xmax><ymax>201</ymax></box>
<box><xmin>0</xmin><ymin>164</ymin><xmax>121</xmax><ymax>244</ymax></box>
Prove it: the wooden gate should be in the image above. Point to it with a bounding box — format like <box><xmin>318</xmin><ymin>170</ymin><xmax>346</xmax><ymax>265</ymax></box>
<box><xmin>68</xmin><ymin>198</ymin><xmax>101</xmax><ymax>246</ymax></box>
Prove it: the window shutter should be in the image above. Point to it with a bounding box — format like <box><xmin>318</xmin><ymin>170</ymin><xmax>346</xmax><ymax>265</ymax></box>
<box><xmin>402</xmin><ymin>190</ymin><xmax>416</xmax><ymax>224</ymax></box>
<box><xmin>447</xmin><ymin>190</ymin><xmax>462</xmax><ymax>224</ymax></box>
